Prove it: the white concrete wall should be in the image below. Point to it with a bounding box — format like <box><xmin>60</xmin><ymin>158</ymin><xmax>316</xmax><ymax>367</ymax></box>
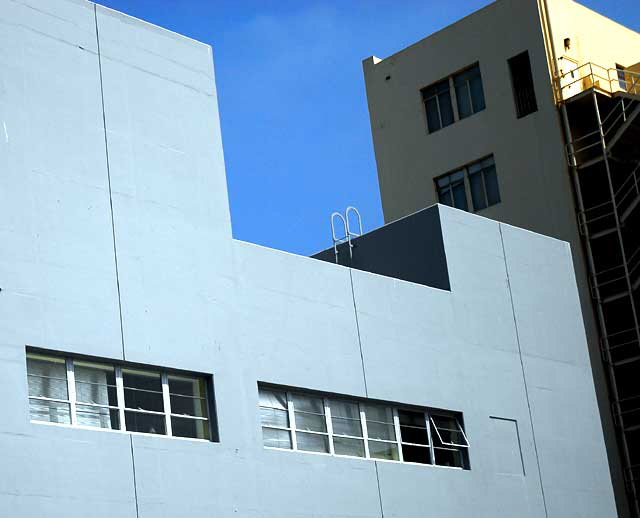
<box><xmin>0</xmin><ymin>1</ymin><xmax>617</xmax><ymax>517</ymax></box>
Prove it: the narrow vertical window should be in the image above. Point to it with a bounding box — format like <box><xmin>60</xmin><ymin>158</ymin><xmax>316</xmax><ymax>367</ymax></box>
<box><xmin>27</xmin><ymin>354</ymin><xmax>71</xmax><ymax>424</ymax></box>
<box><xmin>453</xmin><ymin>64</ymin><xmax>486</xmax><ymax>119</ymax></box>
<box><xmin>468</xmin><ymin>156</ymin><xmax>500</xmax><ymax>211</ymax></box>
<box><xmin>364</xmin><ymin>404</ymin><xmax>399</xmax><ymax>460</ymax></box>
<box><xmin>259</xmin><ymin>388</ymin><xmax>292</xmax><ymax>449</ymax></box>
<box><xmin>329</xmin><ymin>399</ymin><xmax>365</xmax><ymax>457</ymax></box>
<box><xmin>430</xmin><ymin>414</ymin><xmax>469</xmax><ymax>468</ymax></box>
<box><xmin>436</xmin><ymin>170</ymin><xmax>468</xmax><ymax>211</ymax></box>
<box><xmin>292</xmin><ymin>393</ymin><xmax>329</xmax><ymax>453</ymax></box>
<box><xmin>422</xmin><ymin>79</ymin><xmax>454</xmax><ymax>133</ymax></box>
<box><xmin>508</xmin><ymin>51</ymin><xmax>538</xmax><ymax>118</ymax></box>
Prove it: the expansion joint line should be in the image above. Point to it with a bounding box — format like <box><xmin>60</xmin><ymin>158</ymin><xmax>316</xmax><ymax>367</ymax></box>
<box><xmin>129</xmin><ymin>435</ymin><xmax>140</xmax><ymax>518</ymax></box>
<box><xmin>499</xmin><ymin>225</ymin><xmax>549</xmax><ymax>518</ymax></box>
<box><xmin>94</xmin><ymin>5</ymin><xmax>127</xmax><ymax>362</ymax></box>
<box><xmin>348</xmin><ymin>268</ymin><xmax>384</xmax><ymax>517</ymax></box>
<box><xmin>348</xmin><ymin>268</ymin><xmax>368</xmax><ymax>397</ymax></box>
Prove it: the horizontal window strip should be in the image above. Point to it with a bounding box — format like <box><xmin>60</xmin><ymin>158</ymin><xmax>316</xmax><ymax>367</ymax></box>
<box><xmin>258</xmin><ymin>384</ymin><xmax>470</xmax><ymax>470</ymax></box>
<box><xmin>26</xmin><ymin>350</ymin><xmax>215</xmax><ymax>442</ymax></box>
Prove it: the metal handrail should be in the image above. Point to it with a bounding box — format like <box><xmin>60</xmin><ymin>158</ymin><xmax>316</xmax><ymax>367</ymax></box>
<box><xmin>616</xmin><ymin>162</ymin><xmax>640</xmax><ymax>209</ymax></box>
<box><xmin>578</xmin><ymin>161</ymin><xmax>640</xmax><ymax>232</ymax></box>
<box><xmin>566</xmin><ymin>97</ymin><xmax>639</xmax><ymax>164</ymax></box>
<box><xmin>559</xmin><ymin>62</ymin><xmax>640</xmax><ymax>100</ymax></box>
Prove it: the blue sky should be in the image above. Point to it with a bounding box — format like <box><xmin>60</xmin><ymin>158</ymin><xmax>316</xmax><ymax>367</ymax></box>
<box><xmin>94</xmin><ymin>0</ymin><xmax>639</xmax><ymax>256</ymax></box>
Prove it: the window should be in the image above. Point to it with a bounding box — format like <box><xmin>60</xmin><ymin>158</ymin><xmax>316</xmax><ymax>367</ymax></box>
<box><xmin>453</xmin><ymin>64</ymin><xmax>486</xmax><ymax>119</ymax></box>
<box><xmin>508</xmin><ymin>51</ymin><xmax>538</xmax><ymax>118</ymax></box>
<box><xmin>421</xmin><ymin>63</ymin><xmax>486</xmax><ymax>133</ymax></box>
<box><xmin>27</xmin><ymin>354</ymin><xmax>71</xmax><ymax>425</ymax></box>
<box><xmin>399</xmin><ymin>409</ymin><xmax>432</xmax><ymax>464</ymax></box>
<box><xmin>436</xmin><ymin>170</ymin><xmax>468</xmax><ymax>211</ymax></box>
<box><xmin>364</xmin><ymin>404</ymin><xmax>399</xmax><ymax>460</ymax></box>
<box><xmin>259</xmin><ymin>388</ymin><xmax>292</xmax><ymax>449</ymax></box>
<box><xmin>292</xmin><ymin>393</ymin><xmax>329</xmax><ymax>453</ymax></box>
<box><xmin>26</xmin><ymin>351</ymin><xmax>214</xmax><ymax>441</ymax></box>
<box><xmin>616</xmin><ymin>64</ymin><xmax>627</xmax><ymax>90</ymax></box>
<box><xmin>468</xmin><ymin>156</ymin><xmax>500</xmax><ymax>211</ymax></box>
<box><xmin>330</xmin><ymin>399</ymin><xmax>365</xmax><ymax>457</ymax></box>
<box><xmin>436</xmin><ymin>155</ymin><xmax>500</xmax><ymax>212</ymax></box>
<box><xmin>422</xmin><ymin>79</ymin><xmax>454</xmax><ymax>133</ymax></box>
<box><xmin>430</xmin><ymin>414</ymin><xmax>470</xmax><ymax>468</ymax></box>
<box><xmin>258</xmin><ymin>384</ymin><xmax>469</xmax><ymax>469</ymax></box>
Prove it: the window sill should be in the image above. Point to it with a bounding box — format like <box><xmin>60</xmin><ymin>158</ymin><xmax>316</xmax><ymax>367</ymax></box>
<box><xmin>263</xmin><ymin>445</ymin><xmax>468</xmax><ymax>471</ymax></box>
<box><xmin>30</xmin><ymin>419</ymin><xmax>213</xmax><ymax>444</ymax></box>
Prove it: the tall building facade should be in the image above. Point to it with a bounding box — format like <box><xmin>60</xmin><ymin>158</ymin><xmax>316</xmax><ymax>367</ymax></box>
<box><xmin>0</xmin><ymin>0</ymin><xmax>622</xmax><ymax>517</ymax></box>
<box><xmin>362</xmin><ymin>0</ymin><xmax>640</xmax><ymax>515</ymax></box>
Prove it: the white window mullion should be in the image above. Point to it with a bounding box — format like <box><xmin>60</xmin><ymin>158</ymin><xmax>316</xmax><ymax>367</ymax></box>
<box><xmin>287</xmin><ymin>392</ymin><xmax>298</xmax><ymax>451</ymax></box>
<box><xmin>425</xmin><ymin>411</ymin><xmax>436</xmax><ymax>465</ymax></box>
<box><xmin>66</xmin><ymin>358</ymin><xmax>77</xmax><ymax>425</ymax></box>
<box><xmin>393</xmin><ymin>408</ymin><xmax>404</xmax><ymax>463</ymax></box>
<box><xmin>360</xmin><ymin>405</ymin><xmax>370</xmax><ymax>459</ymax></box>
<box><xmin>325</xmin><ymin>398</ymin><xmax>335</xmax><ymax>455</ymax></box>
<box><xmin>161</xmin><ymin>372</ymin><xmax>173</xmax><ymax>437</ymax></box>
<box><xmin>115</xmin><ymin>366</ymin><xmax>126</xmax><ymax>431</ymax></box>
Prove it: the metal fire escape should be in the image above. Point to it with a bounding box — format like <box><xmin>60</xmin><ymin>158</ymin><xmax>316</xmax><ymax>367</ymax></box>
<box><xmin>559</xmin><ymin>63</ymin><xmax>640</xmax><ymax>515</ymax></box>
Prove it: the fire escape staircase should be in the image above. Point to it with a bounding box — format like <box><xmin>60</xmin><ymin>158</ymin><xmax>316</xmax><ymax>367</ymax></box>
<box><xmin>563</xmin><ymin>85</ymin><xmax>640</xmax><ymax>367</ymax></box>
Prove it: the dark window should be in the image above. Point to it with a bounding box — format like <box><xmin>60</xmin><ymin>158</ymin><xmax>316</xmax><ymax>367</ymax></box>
<box><xmin>399</xmin><ymin>409</ymin><xmax>431</xmax><ymax>464</ymax></box>
<box><xmin>430</xmin><ymin>414</ymin><xmax>469</xmax><ymax>469</ymax></box>
<box><xmin>422</xmin><ymin>79</ymin><xmax>454</xmax><ymax>133</ymax></box>
<box><xmin>436</xmin><ymin>155</ymin><xmax>500</xmax><ymax>212</ymax></box>
<box><xmin>508</xmin><ymin>51</ymin><xmax>538</xmax><ymax>118</ymax></box>
<box><xmin>453</xmin><ymin>64</ymin><xmax>486</xmax><ymax>119</ymax></box>
<box><xmin>616</xmin><ymin>64</ymin><xmax>627</xmax><ymax>90</ymax></box>
<box><xmin>436</xmin><ymin>170</ymin><xmax>468</xmax><ymax>211</ymax></box>
<box><xmin>468</xmin><ymin>156</ymin><xmax>500</xmax><ymax>211</ymax></box>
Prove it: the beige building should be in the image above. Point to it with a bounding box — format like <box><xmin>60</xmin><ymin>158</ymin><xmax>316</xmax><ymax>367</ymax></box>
<box><xmin>362</xmin><ymin>0</ymin><xmax>640</xmax><ymax>516</ymax></box>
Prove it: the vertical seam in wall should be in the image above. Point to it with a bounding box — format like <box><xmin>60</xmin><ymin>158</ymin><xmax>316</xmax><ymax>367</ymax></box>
<box><xmin>129</xmin><ymin>435</ymin><xmax>140</xmax><ymax>518</ymax></box>
<box><xmin>499</xmin><ymin>224</ymin><xmax>549</xmax><ymax>518</ymax></box>
<box><xmin>94</xmin><ymin>5</ymin><xmax>126</xmax><ymax>361</ymax></box>
<box><xmin>348</xmin><ymin>268</ymin><xmax>384</xmax><ymax>518</ymax></box>
<box><xmin>348</xmin><ymin>268</ymin><xmax>368</xmax><ymax>397</ymax></box>
<box><xmin>94</xmin><ymin>7</ymin><xmax>137</xmax><ymax>516</ymax></box>
<box><xmin>373</xmin><ymin>462</ymin><xmax>385</xmax><ymax>518</ymax></box>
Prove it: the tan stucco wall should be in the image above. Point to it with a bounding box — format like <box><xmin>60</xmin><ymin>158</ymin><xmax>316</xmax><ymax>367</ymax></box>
<box><xmin>546</xmin><ymin>0</ymin><xmax>640</xmax><ymax>89</ymax></box>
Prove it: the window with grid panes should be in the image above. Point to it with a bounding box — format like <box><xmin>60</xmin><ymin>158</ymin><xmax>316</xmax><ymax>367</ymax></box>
<box><xmin>26</xmin><ymin>351</ymin><xmax>214</xmax><ymax>441</ymax></box>
<box><xmin>435</xmin><ymin>155</ymin><xmax>500</xmax><ymax>212</ymax></box>
<box><xmin>258</xmin><ymin>384</ymin><xmax>469</xmax><ymax>469</ymax></box>
<box><xmin>422</xmin><ymin>79</ymin><xmax>454</xmax><ymax>133</ymax></box>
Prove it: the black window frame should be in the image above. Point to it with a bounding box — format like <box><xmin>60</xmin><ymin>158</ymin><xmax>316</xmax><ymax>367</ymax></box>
<box><xmin>435</xmin><ymin>155</ymin><xmax>501</xmax><ymax>213</ymax></box>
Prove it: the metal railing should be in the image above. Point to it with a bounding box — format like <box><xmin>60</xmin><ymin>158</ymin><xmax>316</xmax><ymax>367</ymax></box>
<box><xmin>559</xmin><ymin>62</ymin><xmax>640</xmax><ymax>101</ymax></box>
<box><xmin>577</xmin><ymin>161</ymin><xmax>640</xmax><ymax>237</ymax></box>
<box><xmin>566</xmin><ymin>96</ymin><xmax>639</xmax><ymax>166</ymax></box>
<box><xmin>604</xmin><ymin>327</ymin><xmax>640</xmax><ymax>366</ymax></box>
<box><xmin>616</xmin><ymin>394</ymin><xmax>640</xmax><ymax>431</ymax></box>
<box><xmin>588</xmin><ymin>243</ymin><xmax>640</xmax><ymax>302</ymax></box>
